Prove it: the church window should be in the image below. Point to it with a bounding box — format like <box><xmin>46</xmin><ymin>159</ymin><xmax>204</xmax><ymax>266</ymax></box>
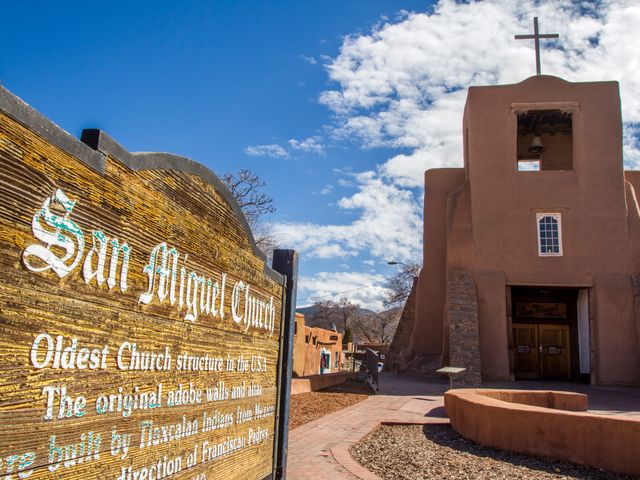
<box><xmin>517</xmin><ymin>110</ymin><xmax>573</xmax><ymax>171</ymax></box>
<box><xmin>537</xmin><ymin>213</ymin><xmax>562</xmax><ymax>256</ymax></box>
<box><xmin>517</xmin><ymin>159</ymin><xmax>540</xmax><ymax>171</ymax></box>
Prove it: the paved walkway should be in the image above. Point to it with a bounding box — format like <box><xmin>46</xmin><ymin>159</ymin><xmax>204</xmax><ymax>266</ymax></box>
<box><xmin>287</xmin><ymin>373</ymin><xmax>449</xmax><ymax>479</ymax></box>
<box><xmin>286</xmin><ymin>372</ymin><xmax>640</xmax><ymax>480</ymax></box>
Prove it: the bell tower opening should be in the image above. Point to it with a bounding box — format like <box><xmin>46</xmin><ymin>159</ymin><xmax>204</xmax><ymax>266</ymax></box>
<box><xmin>516</xmin><ymin>109</ymin><xmax>573</xmax><ymax>171</ymax></box>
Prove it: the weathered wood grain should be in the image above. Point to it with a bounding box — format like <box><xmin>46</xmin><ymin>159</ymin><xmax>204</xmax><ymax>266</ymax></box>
<box><xmin>0</xmin><ymin>112</ymin><xmax>284</xmax><ymax>480</ymax></box>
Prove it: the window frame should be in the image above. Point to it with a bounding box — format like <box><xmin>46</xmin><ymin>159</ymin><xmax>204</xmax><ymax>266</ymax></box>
<box><xmin>536</xmin><ymin>213</ymin><xmax>563</xmax><ymax>257</ymax></box>
<box><xmin>516</xmin><ymin>158</ymin><xmax>541</xmax><ymax>172</ymax></box>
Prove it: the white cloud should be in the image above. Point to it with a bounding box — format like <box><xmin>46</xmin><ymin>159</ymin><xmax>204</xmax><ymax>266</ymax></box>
<box><xmin>298</xmin><ymin>271</ymin><xmax>391</xmax><ymax>310</ymax></box>
<box><xmin>288</xmin><ymin>136</ymin><xmax>325</xmax><ymax>155</ymax></box>
<box><xmin>309</xmin><ymin>244</ymin><xmax>356</xmax><ymax>259</ymax></box>
<box><xmin>320</xmin><ymin>0</ymin><xmax>640</xmax><ymax>185</ymax></box>
<box><xmin>624</xmin><ymin>124</ymin><xmax>640</xmax><ymax>170</ymax></box>
<box><xmin>245</xmin><ymin>137</ymin><xmax>325</xmax><ymax>159</ymax></box>
<box><xmin>277</xmin><ymin>0</ymin><xmax>640</xmax><ymax>308</ymax></box>
<box><xmin>337</xmin><ymin>178</ymin><xmax>355</xmax><ymax>188</ymax></box>
<box><xmin>299</xmin><ymin>54</ymin><xmax>318</xmax><ymax>65</ymax></box>
<box><xmin>244</xmin><ymin>144</ymin><xmax>289</xmax><ymax>158</ymax></box>
<box><xmin>318</xmin><ymin>184</ymin><xmax>333</xmax><ymax>195</ymax></box>
<box><xmin>273</xmin><ymin>171</ymin><xmax>422</xmax><ymax>262</ymax></box>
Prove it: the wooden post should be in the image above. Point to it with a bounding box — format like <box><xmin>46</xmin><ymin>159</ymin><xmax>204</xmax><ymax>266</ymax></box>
<box><xmin>352</xmin><ymin>342</ymin><xmax>357</xmax><ymax>372</ymax></box>
<box><xmin>272</xmin><ymin>250</ymin><xmax>298</xmax><ymax>480</ymax></box>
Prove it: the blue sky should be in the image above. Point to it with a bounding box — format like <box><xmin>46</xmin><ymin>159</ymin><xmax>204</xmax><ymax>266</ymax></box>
<box><xmin>2</xmin><ymin>1</ymin><xmax>640</xmax><ymax>309</ymax></box>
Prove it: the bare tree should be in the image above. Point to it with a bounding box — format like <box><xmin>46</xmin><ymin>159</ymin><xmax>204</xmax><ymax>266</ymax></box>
<box><xmin>374</xmin><ymin>309</ymin><xmax>401</xmax><ymax>344</ymax></box>
<box><xmin>385</xmin><ymin>262</ymin><xmax>421</xmax><ymax>308</ymax></box>
<box><xmin>354</xmin><ymin>309</ymin><xmax>401</xmax><ymax>344</ymax></box>
<box><xmin>308</xmin><ymin>297</ymin><xmax>401</xmax><ymax>345</ymax></box>
<box><xmin>222</xmin><ymin>169</ymin><xmax>278</xmax><ymax>255</ymax></box>
<box><xmin>308</xmin><ymin>300</ymin><xmax>336</xmax><ymax>330</ymax></box>
<box><xmin>335</xmin><ymin>297</ymin><xmax>358</xmax><ymax>334</ymax></box>
<box><xmin>309</xmin><ymin>297</ymin><xmax>359</xmax><ymax>334</ymax></box>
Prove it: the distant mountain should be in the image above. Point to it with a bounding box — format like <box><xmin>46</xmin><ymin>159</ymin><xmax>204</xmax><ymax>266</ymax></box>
<box><xmin>296</xmin><ymin>305</ymin><xmax>320</xmax><ymax>317</ymax></box>
<box><xmin>296</xmin><ymin>305</ymin><xmax>375</xmax><ymax>317</ymax></box>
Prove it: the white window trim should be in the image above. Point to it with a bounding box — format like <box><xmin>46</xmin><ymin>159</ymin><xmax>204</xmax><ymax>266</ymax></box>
<box><xmin>517</xmin><ymin>158</ymin><xmax>541</xmax><ymax>172</ymax></box>
<box><xmin>536</xmin><ymin>213</ymin><xmax>563</xmax><ymax>257</ymax></box>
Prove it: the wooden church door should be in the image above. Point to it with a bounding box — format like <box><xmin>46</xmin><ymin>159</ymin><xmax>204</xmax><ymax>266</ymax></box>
<box><xmin>538</xmin><ymin>324</ymin><xmax>571</xmax><ymax>380</ymax></box>
<box><xmin>513</xmin><ymin>323</ymin><xmax>539</xmax><ymax>379</ymax></box>
<box><xmin>514</xmin><ymin>323</ymin><xmax>571</xmax><ymax>380</ymax></box>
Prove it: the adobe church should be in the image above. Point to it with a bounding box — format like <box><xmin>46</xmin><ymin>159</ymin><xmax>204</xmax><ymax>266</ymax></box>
<box><xmin>403</xmin><ymin>26</ymin><xmax>640</xmax><ymax>386</ymax></box>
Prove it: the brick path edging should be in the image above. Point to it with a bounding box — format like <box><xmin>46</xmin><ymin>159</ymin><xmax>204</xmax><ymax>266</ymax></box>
<box><xmin>328</xmin><ymin>416</ymin><xmax>451</xmax><ymax>480</ymax></box>
<box><xmin>330</xmin><ymin>441</ymin><xmax>383</xmax><ymax>480</ymax></box>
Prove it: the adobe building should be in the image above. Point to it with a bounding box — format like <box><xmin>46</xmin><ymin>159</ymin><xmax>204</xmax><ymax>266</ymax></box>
<box><xmin>292</xmin><ymin>313</ymin><xmax>344</xmax><ymax>376</ymax></box>
<box><xmin>409</xmin><ymin>74</ymin><xmax>640</xmax><ymax>386</ymax></box>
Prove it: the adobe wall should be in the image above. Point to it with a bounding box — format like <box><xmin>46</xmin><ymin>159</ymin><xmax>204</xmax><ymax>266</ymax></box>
<box><xmin>386</xmin><ymin>278</ymin><xmax>418</xmax><ymax>371</ymax></box>
<box><xmin>411</xmin><ymin>168</ymin><xmax>465</xmax><ymax>357</ymax></box>
<box><xmin>445</xmin><ymin>389</ymin><xmax>640</xmax><ymax>477</ymax></box>
<box><xmin>292</xmin><ymin>314</ymin><xmax>307</xmax><ymax>377</ymax></box>
<box><xmin>292</xmin><ymin>314</ymin><xmax>344</xmax><ymax>377</ymax></box>
<box><xmin>474</xmin><ymin>271</ymin><xmax>510</xmax><ymax>381</ymax></box>
<box><xmin>624</xmin><ymin>175</ymin><xmax>640</xmax><ymax>271</ymax></box>
<box><xmin>475</xmin><ymin>389</ymin><xmax>588</xmax><ymax>411</ymax></box>
<box><xmin>623</xmin><ymin>176</ymin><xmax>640</xmax><ymax>369</ymax></box>
<box><xmin>290</xmin><ymin>372</ymin><xmax>357</xmax><ymax>395</ymax></box>
<box><xmin>592</xmin><ymin>274</ymin><xmax>640</xmax><ymax>384</ymax></box>
<box><xmin>624</xmin><ymin>171</ymin><xmax>640</xmax><ymax>199</ymax></box>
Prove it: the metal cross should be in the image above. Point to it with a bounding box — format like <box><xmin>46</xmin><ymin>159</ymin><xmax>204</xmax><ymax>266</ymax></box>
<box><xmin>515</xmin><ymin>17</ymin><xmax>559</xmax><ymax>75</ymax></box>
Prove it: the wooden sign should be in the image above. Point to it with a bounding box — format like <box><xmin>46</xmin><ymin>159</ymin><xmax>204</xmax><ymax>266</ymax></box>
<box><xmin>0</xmin><ymin>86</ymin><xmax>286</xmax><ymax>480</ymax></box>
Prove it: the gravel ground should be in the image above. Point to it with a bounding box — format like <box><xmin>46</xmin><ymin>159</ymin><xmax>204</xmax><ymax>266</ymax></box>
<box><xmin>289</xmin><ymin>380</ymin><xmax>372</xmax><ymax>430</ymax></box>
<box><xmin>350</xmin><ymin>424</ymin><xmax>636</xmax><ymax>480</ymax></box>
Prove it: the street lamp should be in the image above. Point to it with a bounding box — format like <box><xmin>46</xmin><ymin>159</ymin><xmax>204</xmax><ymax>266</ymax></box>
<box><xmin>387</xmin><ymin>261</ymin><xmax>420</xmax><ymax>278</ymax></box>
<box><xmin>387</xmin><ymin>261</ymin><xmax>409</xmax><ymax>267</ymax></box>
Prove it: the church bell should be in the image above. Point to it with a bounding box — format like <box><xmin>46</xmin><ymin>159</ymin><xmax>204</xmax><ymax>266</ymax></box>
<box><xmin>528</xmin><ymin>135</ymin><xmax>545</xmax><ymax>154</ymax></box>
